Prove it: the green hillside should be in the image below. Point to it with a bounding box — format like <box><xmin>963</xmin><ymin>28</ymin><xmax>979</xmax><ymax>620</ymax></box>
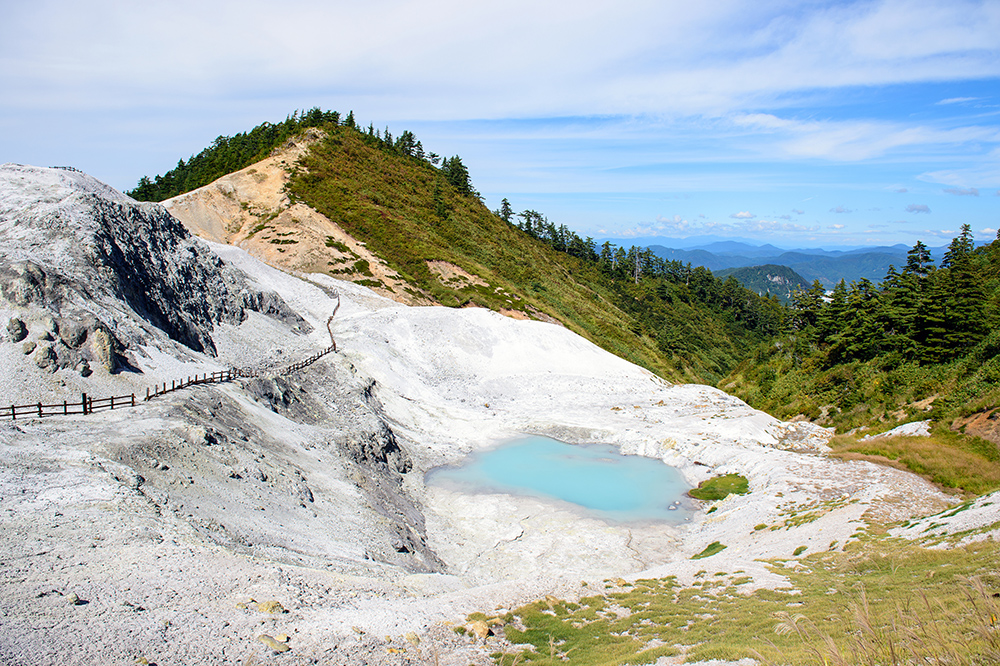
<box><xmin>127</xmin><ymin>110</ymin><xmax>783</xmax><ymax>383</ymax></box>
<box><xmin>714</xmin><ymin>263</ymin><xmax>809</xmax><ymax>303</ymax></box>
<box><xmin>286</xmin><ymin>122</ymin><xmax>783</xmax><ymax>383</ymax></box>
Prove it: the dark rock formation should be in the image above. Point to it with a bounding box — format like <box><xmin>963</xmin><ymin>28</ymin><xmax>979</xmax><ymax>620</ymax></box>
<box><xmin>0</xmin><ymin>164</ymin><xmax>308</xmax><ymax>357</ymax></box>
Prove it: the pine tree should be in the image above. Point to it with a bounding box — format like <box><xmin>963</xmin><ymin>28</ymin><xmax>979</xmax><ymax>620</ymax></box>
<box><xmin>497</xmin><ymin>198</ymin><xmax>513</xmax><ymax>223</ymax></box>
<box><xmin>789</xmin><ymin>280</ymin><xmax>825</xmax><ymax>333</ymax></box>
<box><xmin>904</xmin><ymin>240</ymin><xmax>934</xmax><ymax>277</ymax></box>
<box><xmin>817</xmin><ymin>279</ymin><xmax>848</xmax><ymax>342</ymax></box>
<box><xmin>914</xmin><ymin>271</ymin><xmax>951</xmax><ymax>363</ymax></box>
<box><xmin>942</xmin><ymin>224</ymin><xmax>975</xmax><ymax>269</ymax></box>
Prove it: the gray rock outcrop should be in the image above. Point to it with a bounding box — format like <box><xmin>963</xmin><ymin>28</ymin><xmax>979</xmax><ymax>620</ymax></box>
<box><xmin>0</xmin><ymin>164</ymin><xmax>308</xmax><ymax>358</ymax></box>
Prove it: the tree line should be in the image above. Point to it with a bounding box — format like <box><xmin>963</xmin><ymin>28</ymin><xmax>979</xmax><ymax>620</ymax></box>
<box><xmin>128</xmin><ymin>108</ymin><xmax>476</xmax><ymax>203</ymax></box>
<box><xmin>789</xmin><ymin>224</ymin><xmax>998</xmax><ymax>365</ymax></box>
<box><xmin>492</xmin><ymin>197</ymin><xmax>787</xmax><ymax>378</ymax></box>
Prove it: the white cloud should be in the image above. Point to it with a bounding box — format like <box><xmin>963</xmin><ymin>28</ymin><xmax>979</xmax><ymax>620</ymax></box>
<box><xmin>792</xmin><ymin>208</ymin><xmax>805</xmax><ymax>215</ymax></box>
<box><xmin>919</xmin><ymin>165</ymin><xmax>1000</xmax><ymax>189</ymax></box>
<box><xmin>3</xmin><ymin>0</ymin><xmax>1000</xmax><ymax>121</ymax></box>
<box><xmin>937</xmin><ymin>97</ymin><xmax>980</xmax><ymax>105</ymax></box>
<box><xmin>746</xmin><ymin>116</ymin><xmax>1000</xmax><ymax>162</ymax></box>
<box><xmin>830</xmin><ymin>205</ymin><xmax>852</xmax><ymax>213</ymax></box>
<box><xmin>745</xmin><ymin>220</ymin><xmax>820</xmax><ymax>233</ymax></box>
<box><xmin>829</xmin><ymin>224</ymin><xmax>846</xmax><ymax>229</ymax></box>
<box><xmin>730</xmin><ymin>211</ymin><xmax>755</xmax><ymax>219</ymax></box>
<box><xmin>906</xmin><ymin>204</ymin><xmax>931</xmax><ymax>213</ymax></box>
<box><xmin>943</xmin><ymin>187</ymin><xmax>980</xmax><ymax>196</ymax></box>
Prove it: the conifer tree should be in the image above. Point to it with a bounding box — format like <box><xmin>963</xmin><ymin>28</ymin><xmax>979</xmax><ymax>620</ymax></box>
<box><xmin>942</xmin><ymin>224</ymin><xmax>975</xmax><ymax>269</ymax></box>
<box><xmin>817</xmin><ymin>279</ymin><xmax>848</xmax><ymax>343</ymax></box>
<box><xmin>904</xmin><ymin>240</ymin><xmax>934</xmax><ymax>277</ymax></box>
<box><xmin>497</xmin><ymin>198</ymin><xmax>513</xmax><ymax>223</ymax></box>
<box><xmin>789</xmin><ymin>280</ymin><xmax>825</xmax><ymax>333</ymax></box>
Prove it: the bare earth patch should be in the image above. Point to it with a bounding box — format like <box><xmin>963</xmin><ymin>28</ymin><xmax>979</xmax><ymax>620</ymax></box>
<box><xmin>163</xmin><ymin>131</ymin><xmax>433</xmax><ymax>306</ymax></box>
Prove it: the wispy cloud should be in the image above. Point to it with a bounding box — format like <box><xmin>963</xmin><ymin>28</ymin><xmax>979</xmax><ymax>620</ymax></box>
<box><xmin>829</xmin><ymin>224</ymin><xmax>846</xmax><ymax>230</ymax></box>
<box><xmin>650</xmin><ymin>215</ymin><xmax>819</xmax><ymax>237</ymax></box>
<box><xmin>937</xmin><ymin>97</ymin><xmax>979</xmax><ymax>105</ymax></box>
<box><xmin>906</xmin><ymin>204</ymin><xmax>931</xmax><ymax>213</ymax></box>
<box><xmin>792</xmin><ymin>208</ymin><xmax>805</xmax><ymax>215</ymax></box>
<box><xmin>944</xmin><ymin>187</ymin><xmax>980</xmax><ymax>196</ymax></box>
<box><xmin>830</xmin><ymin>205</ymin><xmax>852</xmax><ymax>213</ymax></box>
<box><xmin>732</xmin><ymin>113</ymin><xmax>999</xmax><ymax>162</ymax></box>
<box><xmin>730</xmin><ymin>211</ymin><xmax>755</xmax><ymax>219</ymax></box>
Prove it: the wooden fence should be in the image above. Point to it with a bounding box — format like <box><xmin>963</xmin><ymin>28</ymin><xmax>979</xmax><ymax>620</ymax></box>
<box><xmin>1</xmin><ymin>343</ymin><xmax>338</xmax><ymax>420</ymax></box>
<box><xmin>2</xmin><ymin>393</ymin><xmax>136</xmax><ymax>420</ymax></box>
<box><xmin>2</xmin><ymin>294</ymin><xmax>342</xmax><ymax>421</ymax></box>
<box><xmin>143</xmin><ymin>344</ymin><xmax>336</xmax><ymax>401</ymax></box>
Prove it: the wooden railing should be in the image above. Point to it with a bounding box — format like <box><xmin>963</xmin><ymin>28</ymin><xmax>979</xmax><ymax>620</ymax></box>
<box><xmin>145</xmin><ymin>344</ymin><xmax>337</xmax><ymax>400</ymax></box>
<box><xmin>2</xmin><ymin>295</ymin><xmax>342</xmax><ymax>420</ymax></box>
<box><xmin>2</xmin><ymin>393</ymin><xmax>136</xmax><ymax>420</ymax></box>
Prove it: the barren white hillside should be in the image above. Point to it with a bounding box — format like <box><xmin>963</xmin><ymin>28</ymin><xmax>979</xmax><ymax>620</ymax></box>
<box><xmin>0</xmin><ymin>165</ymin><xmax>985</xmax><ymax>665</ymax></box>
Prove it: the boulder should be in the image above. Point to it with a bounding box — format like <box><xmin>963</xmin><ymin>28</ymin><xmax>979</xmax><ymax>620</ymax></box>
<box><xmin>6</xmin><ymin>317</ymin><xmax>27</xmax><ymax>342</ymax></box>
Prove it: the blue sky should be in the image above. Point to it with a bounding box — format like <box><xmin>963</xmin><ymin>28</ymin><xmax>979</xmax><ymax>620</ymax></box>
<box><xmin>2</xmin><ymin>0</ymin><xmax>998</xmax><ymax>247</ymax></box>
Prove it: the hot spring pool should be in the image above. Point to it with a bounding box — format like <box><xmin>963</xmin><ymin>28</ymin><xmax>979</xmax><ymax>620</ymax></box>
<box><xmin>426</xmin><ymin>436</ymin><xmax>693</xmax><ymax>523</ymax></box>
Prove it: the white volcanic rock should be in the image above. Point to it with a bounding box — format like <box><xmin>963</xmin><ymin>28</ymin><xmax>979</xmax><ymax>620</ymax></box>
<box><xmin>861</xmin><ymin>419</ymin><xmax>932</xmax><ymax>440</ymax></box>
<box><xmin>0</xmin><ymin>163</ymin><xmax>304</xmax><ymax>359</ymax></box>
<box><xmin>0</xmin><ymin>167</ymin><xmax>960</xmax><ymax>665</ymax></box>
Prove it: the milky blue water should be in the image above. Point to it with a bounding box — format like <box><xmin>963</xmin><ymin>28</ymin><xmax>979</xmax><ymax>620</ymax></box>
<box><xmin>426</xmin><ymin>436</ymin><xmax>692</xmax><ymax>523</ymax></box>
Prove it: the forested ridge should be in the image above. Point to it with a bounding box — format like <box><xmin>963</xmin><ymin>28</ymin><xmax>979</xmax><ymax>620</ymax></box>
<box><xmin>726</xmin><ymin>226</ymin><xmax>1000</xmax><ymax>430</ymax></box>
<box><xmin>713</xmin><ymin>264</ymin><xmax>810</xmax><ymax>304</ymax></box>
<box><xmin>129</xmin><ymin>109</ymin><xmax>1000</xmax><ymax>441</ymax></box>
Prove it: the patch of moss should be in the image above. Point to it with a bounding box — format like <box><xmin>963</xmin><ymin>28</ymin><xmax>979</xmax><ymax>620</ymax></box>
<box><xmin>688</xmin><ymin>474</ymin><xmax>749</xmax><ymax>501</ymax></box>
<box><xmin>692</xmin><ymin>541</ymin><xmax>727</xmax><ymax>559</ymax></box>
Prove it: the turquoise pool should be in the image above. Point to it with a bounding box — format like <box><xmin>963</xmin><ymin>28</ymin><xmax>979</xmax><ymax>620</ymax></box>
<box><xmin>426</xmin><ymin>435</ymin><xmax>692</xmax><ymax>523</ymax></box>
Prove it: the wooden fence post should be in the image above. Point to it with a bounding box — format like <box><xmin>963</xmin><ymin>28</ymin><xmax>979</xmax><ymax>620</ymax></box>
<box><xmin>131</xmin><ymin>394</ymin><xmax>135</xmax><ymax>407</ymax></box>
<box><xmin>38</xmin><ymin>402</ymin><xmax>42</xmax><ymax>418</ymax></box>
<box><xmin>11</xmin><ymin>405</ymin><xmax>15</xmax><ymax>420</ymax></box>
<box><xmin>82</xmin><ymin>393</ymin><xmax>87</xmax><ymax>415</ymax></box>
<box><xmin>63</xmin><ymin>400</ymin><xmax>67</xmax><ymax>415</ymax></box>
<box><xmin>110</xmin><ymin>395</ymin><xmax>114</xmax><ymax>410</ymax></box>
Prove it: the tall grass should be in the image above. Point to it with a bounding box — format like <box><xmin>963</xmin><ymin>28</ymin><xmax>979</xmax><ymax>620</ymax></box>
<box><xmin>762</xmin><ymin>576</ymin><xmax>1000</xmax><ymax>666</ymax></box>
<box><xmin>476</xmin><ymin>541</ymin><xmax>1000</xmax><ymax>666</ymax></box>
<box><xmin>829</xmin><ymin>426</ymin><xmax>1000</xmax><ymax>497</ymax></box>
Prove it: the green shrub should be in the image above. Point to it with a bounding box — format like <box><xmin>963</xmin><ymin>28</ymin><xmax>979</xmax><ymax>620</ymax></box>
<box><xmin>689</xmin><ymin>474</ymin><xmax>749</xmax><ymax>501</ymax></box>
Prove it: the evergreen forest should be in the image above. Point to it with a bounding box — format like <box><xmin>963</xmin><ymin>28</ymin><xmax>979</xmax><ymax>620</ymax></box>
<box><xmin>726</xmin><ymin>227</ymin><xmax>1000</xmax><ymax>430</ymax></box>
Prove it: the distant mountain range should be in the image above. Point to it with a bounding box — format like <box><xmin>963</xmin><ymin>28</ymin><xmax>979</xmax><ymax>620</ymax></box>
<box><xmin>599</xmin><ymin>238</ymin><xmax>949</xmax><ymax>289</ymax></box>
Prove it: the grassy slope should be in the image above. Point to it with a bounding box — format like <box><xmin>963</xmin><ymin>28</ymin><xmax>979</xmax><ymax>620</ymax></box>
<box><xmin>288</xmin><ymin>126</ymin><xmax>718</xmax><ymax>382</ymax></box>
<box><xmin>476</xmin><ymin>539</ymin><xmax>1000</xmax><ymax>665</ymax></box>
